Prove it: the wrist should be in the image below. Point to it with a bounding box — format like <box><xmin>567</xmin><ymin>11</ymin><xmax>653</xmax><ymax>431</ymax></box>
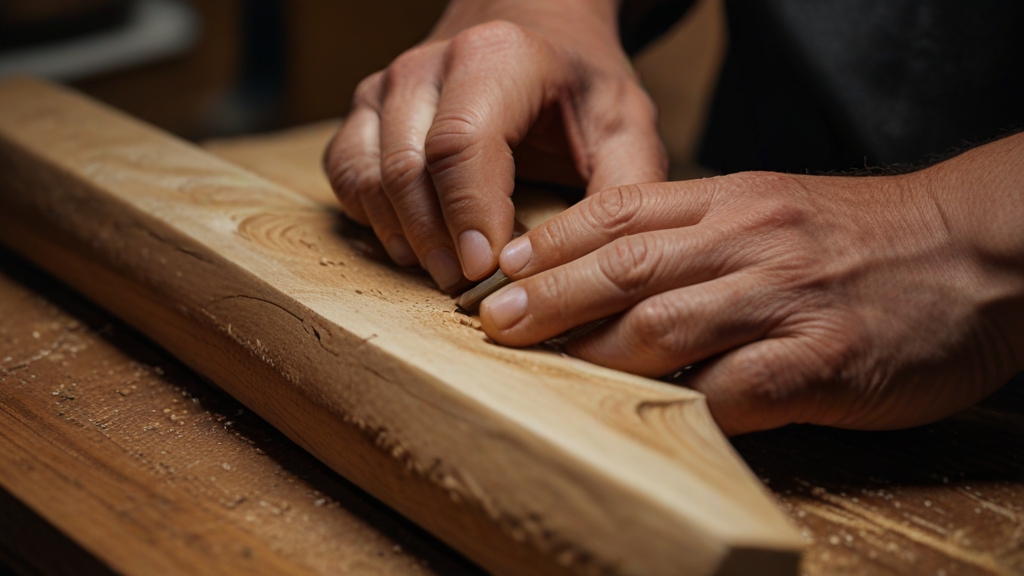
<box><xmin>929</xmin><ymin>133</ymin><xmax>1024</xmax><ymax>269</ymax></box>
<box><xmin>925</xmin><ymin>133</ymin><xmax>1024</xmax><ymax>371</ymax></box>
<box><xmin>430</xmin><ymin>0</ymin><xmax>623</xmax><ymax>52</ymax></box>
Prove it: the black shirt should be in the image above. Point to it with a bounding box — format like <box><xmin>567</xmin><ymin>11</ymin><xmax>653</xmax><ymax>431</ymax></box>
<box><xmin>621</xmin><ymin>0</ymin><xmax>1024</xmax><ymax>174</ymax></box>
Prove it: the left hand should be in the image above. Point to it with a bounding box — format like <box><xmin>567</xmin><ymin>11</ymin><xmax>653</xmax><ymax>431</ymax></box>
<box><xmin>323</xmin><ymin>1</ymin><xmax>665</xmax><ymax>291</ymax></box>
<box><xmin>478</xmin><ymin>137</ymin><xmax>1024</xmax><ymax>435</ymax></box>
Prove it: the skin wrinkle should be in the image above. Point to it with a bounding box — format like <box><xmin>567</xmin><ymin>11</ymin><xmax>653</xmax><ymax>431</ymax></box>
<box><xmin>590</xmin><ymin>184</ymin><xmax>645</xmax><ymax>235</ymax></box>
<box><xmin>431</xmin><ymin>148</ymin><xmax>510</xmax><ymax>211</ymax></box>
<box><xmin>598</xmin><ymin>234</ymin><xmax>662</xmax><ymax>298</ymax></box>
<box><xmin>386</xmin><ymin>177</ymin><xmax>442</xmax><ymax>233</ymax></box>
<box><xmin>380</xmin><ymin>147</ymin><xmax>428</xmax><ymax>194</ymax></box>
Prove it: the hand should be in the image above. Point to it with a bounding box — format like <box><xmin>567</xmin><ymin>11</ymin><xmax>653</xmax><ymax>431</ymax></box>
<box><xmin>480</xmin><ymin>135</ymin><xmax>1024</xmax><ymax>435</ymax></box>
<box><xmin>324</xmin><ymin>0</ymin><xmax>667</xmax><ymax>292</ymax></box>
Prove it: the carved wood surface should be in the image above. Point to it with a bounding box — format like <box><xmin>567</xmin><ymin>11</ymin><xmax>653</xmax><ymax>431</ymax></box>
<box><xmin>0</xmin><ymin>247</ymin><xmax>483</xmax><ymax>576</ymax></box>
<box><xmin>203</xmin><ymin>119</ymin><xmax>1024</xmax><ymax>576</ymax></box>
<box><xmin>0</xmin><ymin>78</ymin><xmax>802</xmax><ymax>575</ymax></box>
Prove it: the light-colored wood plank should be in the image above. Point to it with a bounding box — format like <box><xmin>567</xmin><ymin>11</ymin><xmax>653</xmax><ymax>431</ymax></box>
<box><xmin>6</xmin><ymin>116</ymin><xmax>1024</xmax><ymax>576</ymax></box>
<box><xmin>0</xmin><ymin>249</ymin><xmax>483</xmax><ymax>576</ymax></box>
<box><xmin>204</xmin><ymin>120</ymin><xmax>341</xmax><ymax>207</ymax></box>
<box><xmin>205</xmin><ymin>124</ymin><xmax>1024</xmax><ymax>576</ymax></box>
<box><xmin>0</xmin><ymin>78</ymin><xmax>803</xmax><ymax>575</ymax></box>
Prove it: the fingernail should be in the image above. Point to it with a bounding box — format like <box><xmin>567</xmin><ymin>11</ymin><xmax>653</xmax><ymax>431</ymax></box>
<box><xmin>458</xmin><ymin>229</ymin><xmax>494</xmax><ymax>280</ymax></box>
<box><xmin>482</xmin><ymin>286</ymin><xmax>528</xmax><ymax>330</ymax></box>
<box><xmin>385</xmin><ymin>235</ymin><xmax>417</xmax><ymax>267</ymax></box>
<box><xmin>425</xmin><ymin>248</ymin><xmax>463</xmax><ymax>291</ymax></box>
<box><xmin>499</xmin><ymin>236</ymin><xmax>533</xmax><ymax>276</ymax></box>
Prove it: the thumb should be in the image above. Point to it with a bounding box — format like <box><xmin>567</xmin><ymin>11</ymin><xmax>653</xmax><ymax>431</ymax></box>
<box><xmin>570</xmin><ymin>74</ymin><xmax>668</xmax><ymax>194</ymax></box>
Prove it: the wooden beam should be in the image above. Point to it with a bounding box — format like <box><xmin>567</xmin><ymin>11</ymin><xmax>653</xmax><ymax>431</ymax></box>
<box><xmin>0</xmin><ymin>245</ymin><xmax>482</xmax><ymax>576</ymax></box>
<box><xmin>0</xmin><ymin>78</ymin><xmax>803</xmax><ymax>575</ymax></box>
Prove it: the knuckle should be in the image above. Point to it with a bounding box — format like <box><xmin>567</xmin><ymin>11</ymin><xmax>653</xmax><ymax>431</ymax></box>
<box><xmin>620</xmin><ymin>81</ymin><xmax>660</xmax><ymax>128</ymax></box>
<box><xmin>576</xmin><ymin>76</ymin><xmax>653</xmax><ymax>138</ymax></box>
<box><xmin>627</xmin><ymin>298</ymin><xmax>685</xmax><ymax>358</ymax></box>
<box><xmin>380</xmin><ymin>146</ymin><xmax>427</xmax><ymax>195</ymax></box>
<box><xmin>598</xmin><ymin>235</ymin><xmax>661</xmax><ymax>296</ymax></box>
<box><xmin>438</xmin><ymin>185</ymin><xmax>476</xmax><ymax>216</ymax></box>
<box><xmin>730</xmin><ymin>354</ymin><xmax>796</xmax><ymax>406</ymax></box>
<box><xmin>587</xmin><ymin>184</ymin><xmax>645</xmax><ymax>235</ymax></box>
<box><xmin>721</xmin><ymin>173</ymin><xmax>812</xmax><ymax>235</ymax></box>
<box><xmin>730</xmin><ymin>344</ymin><xmax>825</xmax><ymax>414</ymax></box>
<box><xmin>383</xmin><ymin>47</ymin><xmax>437</xmax><ymax>92</ymax></box>
<box><xmin>327</xmin><ymin>159</ymin><xmax>378</xmax><ymax>205</ymax></box>
<box><xmin>387</xmin><ymin>48</ymin><xmax>426</xmax><ymax>77</ymax></box>
<box><xmin>353</xmin><ymin>72</ymin><xmax>384</xmax><ymax>107</ymax></box>
<box><xmin>585</xmin><ymin>98</ymin><xmax>628</xmax><ymax>139</ymax></box>
<box><xmin>397</xmin><ymin>207</ymin><xmax>438</xmax><ymax>245</ymax></box>
<box><xmin>448</xmin><ymin>20</ymin><xmax>531</xmax><ymax>57</ymax></box>
<box><xmin>531</xmin><ymin>218</ymin><xmax>573</xmax><ymax>260</ymax></box>
<box><xmin>753</xmin><ymin>200</ymin><xmax>808</xmax><ymax>231</ymax></box>
<box><xmin>532</xmin><ymin>272</ymin><xmax>573</xmax><ymax>322</ymax></box>
<box><xmin>423</xmin><ymin>112</ymin><xmax>483</xmax><ymax>174</ymax></box>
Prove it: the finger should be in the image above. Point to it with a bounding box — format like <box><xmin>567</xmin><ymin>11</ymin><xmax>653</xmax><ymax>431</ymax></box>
<box><xmin>326</xmin><ymin>104</ymin><xmax>416</xmax><ymax>266</ymax></box>
<box><xmin>685</xmin><ymin>338</ymin><xmax>822</xmax><ymax>436</ymax></box>
<box><xmin>325</xmin><ymin>72</ymin><xmax>388</xmax><ymax>226</ymax></box>
<box><xmin>377</xmin><ymin>45</ymin><xmax>465</xmax><ymax>287</ymax></box>
<box><xmin>570</xmin><ymin>76</ymin><xmax>668</xmax><ymax>194</ymax></box>
<box><xmin>498</xmin><ymin>181</ymin><xmax>717</xmax><ymax>279</ymax></box>
<box><xmin>564</xmin><ymin>273</ymin><xmax>779</xmax><ymax>376</ymax></box>
<box><xmin>424</xmin><ymin>22</ymin><xmax>564</xmax><ymax>280</ymax></box>
<box><xmin>325</xmin><ymin>108</ymin><xmax>374</xmax><ymax>226</ymax></box>
<box><xmin>480</xmin><ymin>226</ymin><xmax>747</xmax><ymax>346</ymax></box>
<box><xmin>360</xmin><ymin>176</ymin><xmax>418</xmax><ymax>267</ymax></box>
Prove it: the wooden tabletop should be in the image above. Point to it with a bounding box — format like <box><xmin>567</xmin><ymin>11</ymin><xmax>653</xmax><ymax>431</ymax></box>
<box><xmin>2</xmin><ymin>121</ymin><xmax>1023</xmax><ymax>576</ymax></box>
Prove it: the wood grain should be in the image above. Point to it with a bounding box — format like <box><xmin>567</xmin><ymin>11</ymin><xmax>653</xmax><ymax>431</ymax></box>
<box><xmin>0</xmin><ymin>246</ymin><xmax>483</xmax><ymax>575</ymax></box>
<box><xmin>205</xmin><ymin>120</ymin><xmax>1024</xmax><ymax>576</ymax></box>
<box><xmin>737</xmin><ymin>382</ymin><xmax>1024</xmax><ymax>576</ymax></box>
<box><xmin>0</xmin><ymin>78</ymin><xmax>802</xmax><ymax>576</ymax></box>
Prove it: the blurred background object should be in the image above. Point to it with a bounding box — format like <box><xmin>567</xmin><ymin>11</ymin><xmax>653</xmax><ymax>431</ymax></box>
<box><xmin>282</xmin><ymin>0</ymin><xmax>447</xmax><ymax>126</ymax></box>
<box><xmin>0</xmin><ymin>0</ymin><xmax>198</xmax><ymax>81</ymax></box>
<box><xmin>0</xmin><ymin>0</ymin><xmax>133</xmax><ymax>49</ymax></box>
<box><xmin>0</xmin><ymin>0</ymin><xmax>235</xmax><ymax>138</ymax></box>
<box><xmin>635</xmin><ymin>0</ymin><xmax>725</xmax><ymax>178</ymax></box>
<box><xmin>0</xmin><ymin>0</ymin><xmax>725</xmax><ymax>168</ymax></box>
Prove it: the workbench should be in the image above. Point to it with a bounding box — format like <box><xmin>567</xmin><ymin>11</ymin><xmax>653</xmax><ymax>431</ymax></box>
<box><xmin>2</xmin><ymin>119</ymin><xmax>1023</xmax><ymax>576</ymax></box>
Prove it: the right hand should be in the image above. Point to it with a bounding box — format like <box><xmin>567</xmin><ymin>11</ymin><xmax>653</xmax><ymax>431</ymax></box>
<box><xmin>324</xmin><ymin>0</ymin><xmax>667</xmax><ymax>292</ymax></box>
<box><xmin>479</xmin><ymin>133</ymin><xmax>1024</xmax><ymax>434</ymax></box>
